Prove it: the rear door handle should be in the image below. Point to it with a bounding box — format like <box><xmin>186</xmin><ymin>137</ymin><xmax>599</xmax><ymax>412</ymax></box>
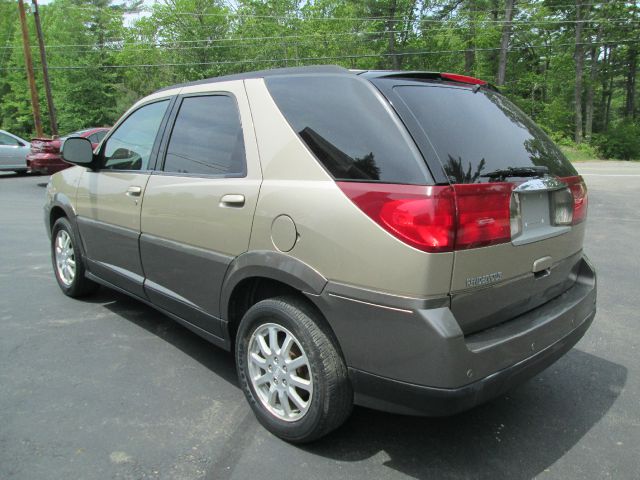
<box><xmin>220</xmin><ymin>194</ymin><xmax>245</xmax><ymax>208</ymax></box>
<box><xmin>126</xmin><ymin>186</ymin><xmax>142</xmax><ymax>197</ymax></box>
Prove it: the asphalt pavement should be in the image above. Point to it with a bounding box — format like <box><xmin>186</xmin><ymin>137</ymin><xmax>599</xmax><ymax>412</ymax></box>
<box><xmin>0</xmin><ymin>161</ymin><xmax>638</xmax><ymax>479</ymax></box>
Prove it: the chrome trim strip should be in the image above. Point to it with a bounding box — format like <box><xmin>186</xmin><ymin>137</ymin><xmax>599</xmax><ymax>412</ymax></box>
<box><xmin>513</xmin><ymin>177</ymin><xmax>567</xmax><ymax>192</ymax></box>
<box><xmin>327</xmin><ymin>293</ymin><xmax>414</xmax><ymax>314</ymax></box>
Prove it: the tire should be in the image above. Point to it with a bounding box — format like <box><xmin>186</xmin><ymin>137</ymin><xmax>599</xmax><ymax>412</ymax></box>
<box><xmin>235</xmin><ymin>296</ymin><xmax>353</xmax><ymax>443</ymax></box>
<box><xmin>51</xmin><ymin>217</ymin><xmax>98</xmax><ymax>297</ymax></box>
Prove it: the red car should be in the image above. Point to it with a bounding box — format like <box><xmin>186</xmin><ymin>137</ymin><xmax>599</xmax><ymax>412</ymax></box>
<box><xmin>27</xmin><ymin>127</ymin><xmax>110</xmax><ymax>175</ymax></box>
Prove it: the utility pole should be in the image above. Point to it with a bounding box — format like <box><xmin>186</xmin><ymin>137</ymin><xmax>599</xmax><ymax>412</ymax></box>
<box><xmin>32</xmin><ymin>0</ymin><xmax>57</xmax><ymax>136</ymax></box>
<box><xmin>17</xmin><ymin>0</ymin><xmax>43</xmax><ymax>138</ymax></box>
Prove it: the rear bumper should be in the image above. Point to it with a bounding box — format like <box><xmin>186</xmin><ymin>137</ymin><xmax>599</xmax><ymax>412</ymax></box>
<box><xmin>349</xmin><ymin>308</ymin><xmax>594</xmax><ymax>416</ymax></box>
<box><xmin>315</xmin><ymin>254</ymin><xmax>596</xmax><ymax>416</ymax></box>
<box><xmin>26</xmin><ymin>153</ymin><xmax>69</xmax><ymax>175</ymax></box>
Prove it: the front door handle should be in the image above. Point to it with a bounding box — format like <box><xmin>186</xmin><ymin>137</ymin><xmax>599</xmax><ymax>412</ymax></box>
<box><xmin>126</xmin><ymin>186</ymin><xmax>142</xmax><ymax>197</ymax></box>
<box><xmin>220</xmin><ymin>194</ymin><xmax>245</xmax><ymax>208</ymax></box>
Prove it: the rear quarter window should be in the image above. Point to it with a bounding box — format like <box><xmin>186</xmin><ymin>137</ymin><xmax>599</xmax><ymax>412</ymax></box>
<box><xmin>265</xmin><ymin>75</ymin><xmax>431</xmax><ymax>184</ymax></box>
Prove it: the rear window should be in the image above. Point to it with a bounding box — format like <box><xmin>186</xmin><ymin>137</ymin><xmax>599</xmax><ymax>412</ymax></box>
<box><xmin>265</xmin><ymin>75</ymin><xmax>430</xmax><ymax>184</ymax></box>
<box><xmin>393</xmin><ymin>85</ymin><xmax>577</xmax><ymax>183</ymax></box>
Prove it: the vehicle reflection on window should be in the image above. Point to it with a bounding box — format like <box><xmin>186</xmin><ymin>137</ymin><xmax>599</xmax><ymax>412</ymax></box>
<box><xmin>102</xmin><ymin>100</ymin><xmax>169</xmax><ymax>171</ymax></box>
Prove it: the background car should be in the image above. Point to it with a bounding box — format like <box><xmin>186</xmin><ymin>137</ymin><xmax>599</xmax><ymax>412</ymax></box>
<box><xmin>27</xmin><ymin>127</ymin><xmax>110</xmax><ymax>175</ymax></box>
<box><xmin>0</xmin><ymin>129</ymin><xmax>30</xmax><ymax>174</ymax></box>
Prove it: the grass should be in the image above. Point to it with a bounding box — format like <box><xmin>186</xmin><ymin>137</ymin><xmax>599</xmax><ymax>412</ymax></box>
<box><xmin>559</xmin><ymin>145</ymin><xmax>639</xmax><ymax>162</ymax></box>
<box><xmin>560</xmin><ymin>146</ymin><xmax>602</xmax><ymax>162</ymax></box>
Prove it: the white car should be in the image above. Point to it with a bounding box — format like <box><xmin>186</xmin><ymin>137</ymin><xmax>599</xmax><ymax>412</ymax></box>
<box><xmin>0</xmin><ymin>129</ymin><xmax>30</xmax><ymax>173</ymax></box>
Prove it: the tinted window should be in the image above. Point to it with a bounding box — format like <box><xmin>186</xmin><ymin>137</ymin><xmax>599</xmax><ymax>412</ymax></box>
<box><xmin>102</xmin><ymin>100</ymin><xmax>169</xmax><ymax>171</ymax></box>
<box><xmin>163</xmin><ymin>95</ymin><xmax>245</xmax><ymax>176</ymax></box>
<box><xmin>0</xmin><ymin>132</ymin><xmax>19</xmax><ymax>146</ymax></box>
<box><xmin>89</xmin><ymin>130</ymin><xmax>108</xmax><ymax>143</ymax></box>
<box><xmin>68</xmin><ymin>129</ymin><xmax>92</xmax><ymax>137</ymax></box>
<box><xmin>394</xmin><ymin>85</ymin><xmax>576</xmax><ymax>183</ymax></box>
<box><xmin>266</xmin><ymin>75</ymin><xmax>430</xmax><ymax>184</ymax></box>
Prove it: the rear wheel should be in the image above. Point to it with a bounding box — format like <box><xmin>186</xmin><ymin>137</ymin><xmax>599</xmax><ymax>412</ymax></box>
<box><xmin>235</xmin><ymin>296</ymin><xmax>352</xmax><ymax>443</ymax></box>
<box><xmin>51</xmin><ymin>217</ymin><xmax>98</xmax><ymax>297</ymax></box>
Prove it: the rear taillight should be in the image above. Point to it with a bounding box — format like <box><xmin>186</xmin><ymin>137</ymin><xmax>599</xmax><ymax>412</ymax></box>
<box><xmin>339</xmin><ymin>177</ymin><xmax>586</xmax><ymax>252</ymax></box>
<box><xmin>337</xmin><ymin>182</ymin><xmax>514</xmax><ymax>252</ymax></box>
<box><xmin>561</xmin><ymin>176</ymin><xmax>588</xmax><ymax>224</ymax></box>
<box><xmin>42</xmin><ymin>144</ymin><xmax>60</xmax><ymax>153</ymax></box>
<box><xmin>550</xmin><ymin>188</ymin><xmax>574</xmax><ymax>226</ymax></box>
<box><xmin>30</xmin><ymin>141</ymin><xmax>60</xmax><ymax>154</ymax></box>
<box><xmin>452</xmin><ymin>183</ymin><xmax>514</xmax><ymax>249</ymax></box>
<box><xmin>336</xmin><ymin>182</ymin><xmax>456</xmax><ymax>253</ymax></box>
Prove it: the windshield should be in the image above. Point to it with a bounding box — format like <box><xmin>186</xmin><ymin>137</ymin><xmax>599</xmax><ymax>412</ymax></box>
<box><xmin>393</xmin><ymin>84</ymin><xmax>577</xmax><ymax>183</ymax></box>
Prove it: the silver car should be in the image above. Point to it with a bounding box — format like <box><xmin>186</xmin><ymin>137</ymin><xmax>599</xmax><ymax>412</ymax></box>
<box><xmin>46</xmin><ymin>66</ymin><xmax>596</xmax><ymax>443</ymax></box>
<box><xmin>0</xmin><ymin>129</ymin><xmax>30</xmax><ymax>173</ymax></box>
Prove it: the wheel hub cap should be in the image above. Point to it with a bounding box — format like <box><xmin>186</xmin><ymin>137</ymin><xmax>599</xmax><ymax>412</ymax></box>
<box><xmin>54</xmin><ymin>230</ymin><xmax>76</xmax><ymax>287</ymax></box>
<box><xmin>247</xmin><ymin>323</ymin><xmax>313</xmax><ymax>422</ymax></box>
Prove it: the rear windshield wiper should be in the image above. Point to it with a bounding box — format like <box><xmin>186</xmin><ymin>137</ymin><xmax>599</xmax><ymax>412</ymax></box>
<box><xmin>480</xmin><ymin>166</ymin><xmax>549</xmax><ymax>180</ymax></box>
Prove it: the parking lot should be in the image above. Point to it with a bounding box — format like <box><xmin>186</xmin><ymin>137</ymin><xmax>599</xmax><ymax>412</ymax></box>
<box><xmin>1</xmin><ymin>161</ymin><xmax>639</xmax><ymax>479</ymax></box>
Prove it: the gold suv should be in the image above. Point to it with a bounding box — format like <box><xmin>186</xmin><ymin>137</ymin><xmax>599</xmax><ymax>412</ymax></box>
<box><xmin>46</xmin><ymin>66</ymin><xmax>596</xmax><ymax>443</ymax></box>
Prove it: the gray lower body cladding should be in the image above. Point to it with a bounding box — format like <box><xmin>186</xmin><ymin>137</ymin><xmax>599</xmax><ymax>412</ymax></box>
<box><xmin>313</xmin><ymin>255</ymin><xmax>597</xmax><ymax>416</ymax></box>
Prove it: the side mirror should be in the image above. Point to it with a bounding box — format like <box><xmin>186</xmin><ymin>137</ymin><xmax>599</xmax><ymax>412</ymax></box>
<box><xmin>62</xmin><ymin>137</ymin><xmax>95</xmax><ymax>167</ymax></box>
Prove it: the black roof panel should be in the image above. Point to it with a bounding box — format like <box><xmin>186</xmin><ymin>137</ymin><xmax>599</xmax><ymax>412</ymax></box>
<box><xmin>154</xmin><ymin>65</ymin><xmax>351</xmax><ymax>93</ymax></box>
<box><xmin>153</xmin><ymin>64</ymin><xmax>496</xmax><ymax>95</ymax></box>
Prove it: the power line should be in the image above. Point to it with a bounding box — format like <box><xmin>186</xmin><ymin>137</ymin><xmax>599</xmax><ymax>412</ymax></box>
<box><xmin>0</xmin><ymin>29</ymin><xmax>416</xmax><ymax>51</ymax></box>
<box><xmin>21</xmin><ymin>30</ymin><xmax>639</xmax><ymax>57</ymax></box>
<box><xmin>2</xmin><ymin>13</ymin><xmax>637</xmax><ymax>52</ymax></box>
<box><xmin>2</xmin><ymin>38</ymin><xmax>636</xmax><ymax>71</ymax></box>
<box><xmin>55</xmin><ymin>0</ymin><xmax>637</xmax><ymax>19</ymax></box>
<box><xmin>123</xmin><ymin>11</ymin><xmax>640</xmax><ymax>25</ymax></box>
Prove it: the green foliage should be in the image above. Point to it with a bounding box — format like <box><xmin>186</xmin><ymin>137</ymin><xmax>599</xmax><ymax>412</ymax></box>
<box><xmin>593</xmin><ymin>121</ymin><xmax>640</xmax><ymax>160</ymax></box>
<box><xmin>0</xmin><ymin>0</ymin><xmax>637</xmax><ymax>154</ymax></box>
<box><xmin>560</xmin><ymin>143</ymin><xmax>600</xmax><ymax>162</ymax></box>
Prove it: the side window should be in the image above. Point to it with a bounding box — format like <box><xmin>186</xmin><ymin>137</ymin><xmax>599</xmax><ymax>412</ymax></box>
<box><xmin>265</xmin><ymin>75</ymin><xmax>430</xmax><ymax>184</ymax></box>
<box><xmin>88</xmin><ymin>132</ymin><xmax>100</xmax><ymax>143</ymax></box>
<box><xmin>91</xmin><ymin>130</ymin><xmax>108</xmax><ymax>143</ymax></box>
<box><xmin>163</xmin><ymin>95</ymin><xmax>246</xmax><ymax>176</ymax></box>
<box><xmin>0</xmin><ymin>132</ymin><xmax>19</xmax><ymax>146</ymax></box>
<box><xmin>102</xmin><ymin>100</ymin><xmax>169</xmax><ymax>171</ymax></box>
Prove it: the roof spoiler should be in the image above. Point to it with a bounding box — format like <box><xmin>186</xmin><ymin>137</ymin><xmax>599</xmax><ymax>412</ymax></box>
<box><xmin>369</xmin><ymin>70</ymin><xmax>499</xmax><ymax>91</ymax></box>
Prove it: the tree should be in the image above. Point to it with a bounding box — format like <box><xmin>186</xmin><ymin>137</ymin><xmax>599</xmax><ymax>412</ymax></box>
<box><xmin>496</xmin><ymin>0</ymin><xmax>515</xmax><ymax>86</ymax></box>
<box><xmin>574</xmin><ymin>0</ymin><xmax>585</xmax><ymax>143</ymax></box>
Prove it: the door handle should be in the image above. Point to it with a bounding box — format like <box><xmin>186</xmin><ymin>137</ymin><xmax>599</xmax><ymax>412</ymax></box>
<box><xmin>126</xmin><ymin>186</ymin><xmax>142</xmax><ymax>197</ymax></box>
<box><xmin>220</xmin><ymin>194</ymin><xmax>245</xmax><ymax>208</ymax></box>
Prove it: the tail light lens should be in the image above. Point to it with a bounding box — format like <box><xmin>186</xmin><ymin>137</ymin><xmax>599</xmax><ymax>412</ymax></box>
<box><xmin>560</xmin><ymin>176</ymin><xmax>588</xmax><ymax>224</ymax></box>
<box><xmin>452</xmin><ymin>183</ymin><xmax>514</xmax><ymax>249</ymax></box>
<box><xmin>337</xmin><ymin>182</ymin><xmax>514</xmax><ymax>252</ymax></box>
<box><xmin>336</xmin><ymin>182</ymin><xmax>456</xmax><ymax>252</ymax></box>
<box><xmin>338</xmin><ymin>178</ymin><xmax>585</xmax><ymax>253</ymax></box>
<box><xmin>550</xmin><ymin>188</ymin><xmax>574</xmax><ymax>226</ymax></box>
<box><xmin>30</xmin><ymin>140</ymin><xmax>60</xmax><ymax>154</ymax></box>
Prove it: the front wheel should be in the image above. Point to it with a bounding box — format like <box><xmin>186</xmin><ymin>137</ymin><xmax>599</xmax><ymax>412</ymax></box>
<box><xmin>51</xmin><ymin>217</ymin><xmax>98</xmax><ymax>297</ymax></box>
<box><xmin>235</xmin><ymin>296</ymin><xmax>352</xmax><ymax>443</ymax></box>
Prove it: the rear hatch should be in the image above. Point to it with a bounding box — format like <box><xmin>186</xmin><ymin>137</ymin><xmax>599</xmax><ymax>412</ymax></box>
<box><xmin>370</xmin><ymin>75</ymin><xmax>588</xmax><ymax>335</ymax></box>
